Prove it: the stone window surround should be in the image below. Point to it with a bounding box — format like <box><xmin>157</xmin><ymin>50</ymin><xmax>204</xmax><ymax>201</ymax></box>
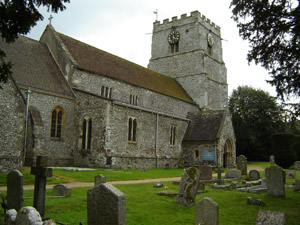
<box><xmin>81</xmin><ymin>115</ymin><xmax>92</xmax><ymax>150</ymax></box>
<box><xmin>170</xmin><ymin>125</ymin><xmax>176</xmax><ymax>146</ymax></box>
<box><xmin>129</xmin><ymin>93</ymin><xmax>138</xmax><ymax>106</ymax></box>
<box><xmin>169</xmin><ymin>42</ymin><xmax>179</xmax><ymax>54</ymax></box>
<box><xmin>100</xmin><ymin>86</ymin><xmax>112</xmax><ymax>98</ymax></box>
<box><xmin>50</xmin><ymin>106</ymin><xmax>64</xmax><ymax>139</ymax></box>
<box><xmin>194</xmin><ymin>148</ymin><xmax>200</xmax><ymax>159</ymax></box>
<box><xmin>128</xmin><ymin>116</ymin><xmax>137</xmax><ymax>143</ymax></box>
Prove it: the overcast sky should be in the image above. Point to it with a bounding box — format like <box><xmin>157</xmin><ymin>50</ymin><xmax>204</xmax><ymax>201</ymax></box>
<box><xmin>27</xmin><ymin>0</ymin><xmax>277</xmax><ymax>97</ymax></box>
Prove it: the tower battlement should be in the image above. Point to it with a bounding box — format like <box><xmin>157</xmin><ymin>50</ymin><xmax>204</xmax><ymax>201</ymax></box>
<box><xmin>153</xmin><ymin>10</ymin><xmax>220</xmax><ymax>35</ymax></box>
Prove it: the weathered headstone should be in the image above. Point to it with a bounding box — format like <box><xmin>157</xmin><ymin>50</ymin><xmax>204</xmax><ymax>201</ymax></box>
<box><xmin>7</xmin><ymin>170</ymin><xmax>23</xmax><ymax>211</ymax></box>
<box><xmin>294</xmin><ymin>180</ymin><xmax>300</xmax><ymax>192</ymax></box>
<box><xmin>261</xmin><ymin>178</ymin><xmax>267</xmax><ymax>188</ymax></box>
<box><xmin>139</xmin><ymin>167</ymin><xmax>147</xmax><ymax>172</ymax></box>
<box><xmin>237</xmin><ymin>155</ymin><xmax>247</xmax><ymax>175</ymax></box>
<box><xmin>198</xmin><ymin>181</ymin><xmax>205</xmax><ymax>191</ymax></box>
<box><xmin>270</xmin><ymin>155</ymin><xmax>275</xmax><ymax>164</ymax></box>
<box><xmin>3</xmin><ymin>209</ymin><xmax>17</xmax><ymax>225</ymax></box>
<box><xmin>265</xmin><ymin>166</ymin><xmax>285</xmax><ymax>197</ymax></box>
<box><xmin>195</xmin><ymin>197</ymin><xmax>218</xmax><ymax>225</ymax></box>
<box><xmin>94</xmin><ymin>174</ymin><xmax>106</xmax><ymax>186</ymax></box>
<box><xmin>53</xmin><ymin>184</ymin><xmax>71</xmax><ymax>197</ymax></box>
<box><xmin>294</xmin><ymin>161</ymin><xmax>300</xmax><ymax>170</ymax></box>
<box><xmin>87</xmin><ymin>183</ymin><xmax>126</xmax><ymax>225</ymax></box>
<box><xmin>287</xmin><ymin>170</ymin><xmax>295</xmax><ymax>179</ymax></box>
<box><xmin>31</xmin><ymin>156</ymin><xmax>52</xmax><ymax>216</ymax></box>
<box><xmin>176</xmin><ymin>167</ymin><xmax>201</xmax><ymax>206</ymax></box>
<box><xmin>15</xmin><ymin>206</ymin><xmax>43</xmax><ymax>225</ymax></box>
<box><xmin>198</xmin><ymin>165</ymin><xmax>212</xmax><ymax>181</ymax></box>
<box><xmin>249</xmin><ymin>170</ymin><xmax>260</xmax><ymax>180</ymax></box>
<box><xmin>225</xmin><ymin>169</ymin><xmax>242</xmax><ymax>179</ymax></box>
<box><xmin>247</xmin><ymin>197</ymin><xmax>265</xmax><ymax>206</ymax></box>
<box><xmin>255</xmin><ymin>210</ymin><xmax>286</xmax><ymax>225</ymax></box>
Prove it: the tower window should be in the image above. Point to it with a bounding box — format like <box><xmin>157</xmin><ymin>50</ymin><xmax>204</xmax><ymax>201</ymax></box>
<box><xmin>170</xmin><ymin>43</ymin><xmax>179</xmax><ymax>54</ymax></box>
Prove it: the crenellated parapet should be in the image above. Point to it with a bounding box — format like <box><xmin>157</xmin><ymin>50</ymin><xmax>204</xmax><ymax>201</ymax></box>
<box><xmin>153</xmin><ymin>10</ymin><xmax>220</xmax><ymax>36</ymax></box>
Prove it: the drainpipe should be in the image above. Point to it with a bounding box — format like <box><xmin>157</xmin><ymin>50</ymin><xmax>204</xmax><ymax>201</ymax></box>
<box><xmin>23</xmin><ymin>87</ymin><xmax>31</xmax><ymax>165</ymax></box>
<box><xmin>155</xmin><ymin>113</ymin><xmax>159</xmax><ymax>168</ymax></box>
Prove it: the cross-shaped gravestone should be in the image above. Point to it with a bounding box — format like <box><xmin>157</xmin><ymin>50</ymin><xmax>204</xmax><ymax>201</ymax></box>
<box><xmin>30</xmin><ymin>156</ymin><xmax>52</xmax><ymax>217</ymax></box>
<box><xmin>214</xmin><ymin>167</ymin><xmax>224</xmax><ymax>184</ymax></box>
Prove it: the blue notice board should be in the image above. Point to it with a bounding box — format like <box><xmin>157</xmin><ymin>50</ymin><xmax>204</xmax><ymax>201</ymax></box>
<box><xmin>201</xmin><ymin>150</ymin><xmax>216</xmax><ymax>161</ymax></box>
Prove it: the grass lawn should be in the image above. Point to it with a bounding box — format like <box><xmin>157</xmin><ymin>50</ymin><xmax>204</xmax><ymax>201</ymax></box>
<box><xmin>0</xmin><ymin>162</ymin><xmax>299</xmax><ymax>224</ymax></box>
<box><xmin>0</xmin><ymin>167</ymin><xmax>184</xmax><ymax>186</ymax></box>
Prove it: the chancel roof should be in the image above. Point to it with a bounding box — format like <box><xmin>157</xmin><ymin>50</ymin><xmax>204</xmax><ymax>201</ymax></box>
<box><xmin>57</xmin><ymin>32</ymin><xmax>194</xmax><ymax>104</ymax></box>
<box><xmin>183</xmin><ymin>110</ymin><xmax>225</xmax><ymax>141</ymax></box>
<box><xmin>0</xmin><ymin>36</ymin><xmax>74</xmax><ymax>97</ymax></box>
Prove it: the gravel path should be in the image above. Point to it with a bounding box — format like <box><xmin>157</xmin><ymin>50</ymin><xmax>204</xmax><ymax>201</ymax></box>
<box><xmin>0</xmin><ymin>164</ymin><xmax>265</xmax><ymax>191</ymax></box>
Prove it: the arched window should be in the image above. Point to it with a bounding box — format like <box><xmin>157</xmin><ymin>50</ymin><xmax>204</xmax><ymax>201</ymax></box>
<box><xmin>82</xmin><ymin>116</ymin><xmax>92</xmax><ymax>149</ymax></box>
<box><xmin>128</xmin><ymin>116</ymin><xmax>137</xmax><ymax>142</ymax></box>
<box><xmin>170</xmin><ymin>126</ymin><xmax>176</xmax><ymax>145</ymax></box>
<box><xmin>51</xmin><ymin>107</ymin><xmax>63</xmax><ymax>138</ymax></box>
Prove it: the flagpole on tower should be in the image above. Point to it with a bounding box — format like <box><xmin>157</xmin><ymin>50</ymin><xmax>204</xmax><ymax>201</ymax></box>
<box><xmin>153</xmin><ymin>9</ymin><xmax>158</xmax><ymax>21</ymax></box>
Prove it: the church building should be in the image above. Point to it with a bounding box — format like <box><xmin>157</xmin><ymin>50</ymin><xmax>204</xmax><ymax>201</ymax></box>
<box><xmin>0</xmin><ymin>11</ymin><xmax>236</xmax><ymax>172</ymax></box>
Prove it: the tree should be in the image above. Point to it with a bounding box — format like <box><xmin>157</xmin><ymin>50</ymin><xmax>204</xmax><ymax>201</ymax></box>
<box><xmin>0</xmin><ymin>0</ymin><xmax>70</xmax><ymax>88</ymax></box>
<box><xmin>229</xmin><ymin>86</ymin><xmax>284</xmax><ymax>160</ymax></box>
<box><xmin>230</xmin><ymin>0</ymin><xmax>300</xmax><ymax>101</ymax></box>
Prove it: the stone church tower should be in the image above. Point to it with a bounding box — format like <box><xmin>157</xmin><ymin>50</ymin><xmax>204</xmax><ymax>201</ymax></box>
<box><xmin>148</xmin><ymin>11</ymin><xmax>228</xmax><ymax>110</ymax></box>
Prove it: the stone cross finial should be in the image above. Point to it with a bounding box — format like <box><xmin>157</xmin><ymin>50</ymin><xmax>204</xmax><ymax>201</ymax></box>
<box><xmin>48</xmin><ymin>15</ymin><xmax>54</xmax><ymax>24</ymax></box>
<box><xmin>31</xmin><ymin>156</ymin><xmax>52</xmax><ymax>217</ymax></box>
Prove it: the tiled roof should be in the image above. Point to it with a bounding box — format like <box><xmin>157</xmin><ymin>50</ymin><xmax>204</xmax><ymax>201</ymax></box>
<box><xmin>57</xmin><ymin>33</ymin><xmax>194</xmax><ymax>104</ymax></box>
<box><xmin>183</xmin><ymin>110</ymin><xmax>225</xmax><ymax>141</ymax></box>
<box><xmin>0</xmin><ymin>36</ymin><xmax>74</xmax><ymax>97</ymax></box>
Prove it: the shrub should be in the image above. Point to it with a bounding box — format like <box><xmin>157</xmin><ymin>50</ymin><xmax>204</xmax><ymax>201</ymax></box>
<box><xmin>271</xmin><ymin>133</ymin><xmax>297</xmax><ymax>168</ymax></box>
<box><xmin>292</xmin><ymin>135</ymin><xmax>300</xmax><ymax>161</ymax></box>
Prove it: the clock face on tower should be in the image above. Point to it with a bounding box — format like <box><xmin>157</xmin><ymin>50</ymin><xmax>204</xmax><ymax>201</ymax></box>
<box><xmin>168</xmin><ymin>30</ymin><xmax>180</xmax><ymax>44</ymax></box>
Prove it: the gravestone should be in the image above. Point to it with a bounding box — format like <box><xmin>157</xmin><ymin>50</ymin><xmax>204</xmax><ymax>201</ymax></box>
<box><xmin>31</xmin><ymin>156</ymin><xmax>52</xmax><ymax>216</ymax></box>
<box><xmin>3</xmin><ymin>209</ymin><xmax>17</xmax><ymax>225</ymax></box>
<box><xmin>15</xmin><ymin>206</ymin><xmax>43</xmax><ymax>225</ymax></box>
<box><xmin>237</xmin><ymin>155</ymin><xmax>247</xmax><ymax>175</ymax></box>
<box><xmin>214</xmin><ymin>167</ymin><xmax>224</xmax><ymax>184</ymax></box>
<box><xmin>53</xmin><ymin>184</ymin><xmax>71</xmax><ymax>197</ymax></box>
<box><xmin>265</xmin><ymin>166</ymin><xmax>285</xmax><ymax>197</ymax></box>
<box><xmin>294</xmin><ymin>161</ymin><xmax>300</xmax><ymax>170</ymax></box>
<box><xmin>249</xmin><ymin>170</ymin><xmax>260</xmax><ymax>180</ymax></box>
<box><xmin>294</xmin><ymin>180</ymin><xmax>300</xmax><ymax>192</ymax></box>
<box><xmin>287</xmin><ymin>170</ymin><xmax>295</xmax><ymax>179</ymax></box>
<box><xmin>261</xmin><ymin>178</ymin><xmax>267</xmax><ymax>188</ymax></box>
<box><xmin>225</xmin><ymin>169</ymin><xmax>242</xmax><ymax>179</ymax></box>
<box><xmin>176</xmin><ymin>167</ymin><xmax>201</xmax><ymax>206</ymax></box>
<box><xmin>7</xmin><ymin>170</ymin><xmax>23</xmax><ymax>211</ymax></box>
<box><xmin>247</xmin><ymin>197</ymin><xmax>265</xmax><ymax>206</ymax></box>
<box><xmin>87</xmin><ymin>183</ymin><xmax>126</xmax><ymax>225</ymax></box>
<box><xmin>270</xmin><ymin>155</ymin><xmax>275</xmax><ymax>164</ymax></box>
<box><xmin>195</xmin><ymin>197</ymin><xmax>218</xmax><ymax>225</ymax></box>
<box><xmin>94</xmin><ymin>174</ymin><xmax>106</xmax><ymax>186</ymax></box>
<box><xmin>255</xmin><ymin>210</ymin><xmax>286</xmax><ymax>225</ymax></box>
<box><xmin>198</xmin><ymin>165</ymin><xmax>212</xmax><ymax>181</ymax></box>
<box><xmin>198</xmin><ymin>181</ymin><xmax>205</xmax><ymax>191</ymax></box>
